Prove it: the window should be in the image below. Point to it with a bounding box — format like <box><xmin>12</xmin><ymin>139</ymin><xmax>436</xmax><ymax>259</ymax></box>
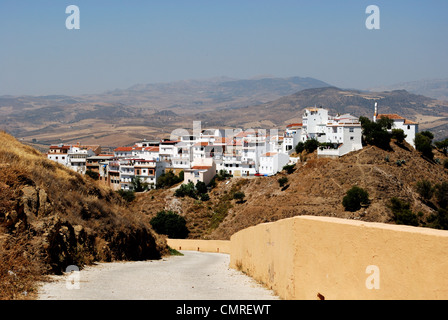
<box><xmin>407</xmin><ymin>125</ymin><xmax>410</xmax><ymax>130</ymax></box>
<box><xmin>349</xmin><ymin>128</ymin><xmax>354</xmax><ymax>132</ymax></box>
<box><xmin>350</xmin><ymin>137</ymin><xmax>354</xmax><ymax>141</ymax></box>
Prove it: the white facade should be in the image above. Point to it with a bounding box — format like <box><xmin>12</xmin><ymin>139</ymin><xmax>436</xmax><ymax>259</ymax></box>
<box><xmin>259</xmin><ymin>152</ymin><xmax>290</xmax><ymax>176</ymax></box>
<box><xmin>376</xmin><ymin>113</ymin><xmax>418</xmax><ymax>148</ymax></box>
<box><xmin>298</xmin><ymin>108</ymin><xmax>363</xmax><ymax>157</ymax></box>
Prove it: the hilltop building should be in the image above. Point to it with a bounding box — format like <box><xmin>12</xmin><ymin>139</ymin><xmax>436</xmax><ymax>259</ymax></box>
<box><xmin>373</xmin><ymin>102</ymin><xmax>418</xmax><ymax>148</ymax></box>
<box><xmin>292</xmin><ymin>107</ymin><xmax>363</xmax><ymax>158</ymax></box>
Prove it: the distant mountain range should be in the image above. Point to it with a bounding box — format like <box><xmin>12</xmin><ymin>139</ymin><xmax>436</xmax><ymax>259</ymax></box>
<box><xmin>198</xmin><ymin>86</ymin><xmax>448</xmax><ymax>139</ymax></box>
<box><xmin>370</xmin><ymin>79</ymin><xmax>448</xmax><ymax>101</ymax></box>
<box><xmin>1</xmin><ymin>76</ymin><xmax>448</xmax><ymax>147</ymax></box>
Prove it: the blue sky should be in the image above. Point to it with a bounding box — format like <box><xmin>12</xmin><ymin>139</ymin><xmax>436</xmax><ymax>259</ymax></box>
<box><xmin>0</xmin><ymin>0</ymin><xmax>447</xmax><ymax>95</ymax></box>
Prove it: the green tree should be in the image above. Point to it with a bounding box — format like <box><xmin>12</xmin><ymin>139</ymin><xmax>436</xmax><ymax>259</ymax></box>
<box><xmin>359</xmin><ymin>116</ymin><xmax>391</xmax><ymax>149</ymax></box>
<box><xmin>391</xmin><ymin>129</ymin><xmax>407</xmax><ymax>144</ymax></box>
<box><xmin>295</xmin><ymin>142</ymin><xmax>305</xmax><ymax>154</ymax></box>
<box><xmin>156</xmin><ymin>170</ymin><xmax>184</xmax><ymax>189</ymax></box>
<box><xmin>342</xmin><ymin>186</ymin><xmax>370</xmax><ymax>212</ymax></box>
<box><xmin>434</xmin><ymin>138</ymin><xmax>448</xmax><ymax>155</ymax></box>
<box><xmin>304</xmin><ymin>139</ymin><xmax>319</xmax><ymax>153</ymax></box>
<box><xmin>195</xmin><ymin>181</ymin><xmax>208</xmax><ymax>195</ymax></box>
<box><xmin>435</xmin><ymin>182</ymin><xmax>448</xmax><ymax>208</ymax></box>
<box><xmin>132</xmin><ymin>176</ymin><xmax>148</xmax><ymax>192</ymax></box>
<box><xmin>174</xmin><ymin>182</ymin><xmax>197</xmax><ymax>199</ymax></box>
<box><xmin>415</xmin><ymin>131</ymin><xmax>434</xmax><ymax>160</ymax></box>
<box><xmin>150</xmin><ymin>210</ymin><xmax>189</xmax><ymax>239</ymax></box>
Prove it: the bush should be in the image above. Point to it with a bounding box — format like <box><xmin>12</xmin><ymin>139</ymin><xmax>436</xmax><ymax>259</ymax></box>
<box><xmin>174</xmin><ymin>182</ymin><xmax>197</xmax><ymax>199</ymax></box>
<box><xmin>200</xmin><ymin>193</ymin><xmax>210</xmax><ymax>201</ymax></box>
<box><xmin>416</xmin><ymin>180</ymin><xmax>434</xmax><ymax>202</ymax></box>
<box><xmin>415</xmin><ymin>131</ymin><xmax>434</xmax><ymax>160</ymax></box>
<box><xmin>216</xmin><ymin>169</ymin><xmax>231</xmax><ymax>181</ymax></box>
<box><xmin>150</xmin><ymin>210</ymin><xmax>189</xmax><ymax>239</ymax></box>
<box><xmin>233</xmin><ymin>191</ymin><xmax>245</xmax><ymax>203</ymax></box>
<box><xmin>388</xmin><ymin>197</ymin><xmax>419</xmax><ymax>226</ymax></box>
<box><xmin>116</xmin><ymin>189</ymin><xmax>135</xmax><ymax>202</ymax></box>
<box><xmin>278</xmin><ymin>177</ymin><xmax>288</xmax><ymax>188</ymax></box>
<box><xmin>342</xmin><ymin>186</ymin><xmax>369</xmax><ymax>212</ymax></box>
<box><xmin>156</xmin><ymin>170</ymin><xmax>183</xmax><ymax>189</ymax></box>
<box><xmin>282</xmin><ymin>164</ymin><xmax>295</xmax><ymax>174</ymax></box>
<box><xmin>85</xmin><ymin>169</ymin><xmax>99</xmax><ymax>180</ymax></box>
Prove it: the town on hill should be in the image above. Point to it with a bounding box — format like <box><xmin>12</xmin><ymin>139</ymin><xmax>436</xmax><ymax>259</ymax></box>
<box><xmin>45</xmin><ymin>103</ymin><xmax>418</xmax><ymax>191</ymax></box>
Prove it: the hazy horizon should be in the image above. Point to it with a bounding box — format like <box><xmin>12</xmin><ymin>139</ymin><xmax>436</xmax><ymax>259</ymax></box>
<box><xmin>1</xmin><ymin>0</ymin><xmax>447</xmax><ymax>96</ymax></box>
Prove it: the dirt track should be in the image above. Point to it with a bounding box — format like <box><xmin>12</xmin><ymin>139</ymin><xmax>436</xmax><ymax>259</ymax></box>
<box><xmin>37</xmin><ymin>251</ymin><xmax>279</xmax><ymax>300</ymax></box>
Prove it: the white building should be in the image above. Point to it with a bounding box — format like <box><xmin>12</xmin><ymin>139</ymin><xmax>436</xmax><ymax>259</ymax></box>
<box><xmin>183</xmin><ymin>158</ymin><xmax>216</xmax><ymax>186</ymax></box>
<box><xmin>298</xmin><ymin>107</ymin><xmax>363</xmax><ymax>158</ymax></box>
<box><xmin>259</xmin><ymin>152</ymin><xmax>290</xmax><ymax>176</ymax></box>
<box><xmin>373</xmin><ymin>102</ymin><xmax>419</xmax><ymax>148</ymax></box>
<box><xmin>47</xmin><ymin>144</ymin><xmax>94</xmax><ymax>174</ymax></box>
<box><xmin>283</xmin><ymin>123</ymin><xmax>302</xmax><ymax>154</ymax></box>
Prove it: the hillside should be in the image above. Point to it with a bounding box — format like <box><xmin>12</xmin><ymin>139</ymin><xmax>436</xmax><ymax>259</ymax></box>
<box><xmin>0</xmin><ymin>131</ymin><xmax>167</xmax><ymax>299</ymax></box>
<box><xmin>132</xmin><ymin>140</ymin><xmax>448</xmax><ymax>240</ymax></box>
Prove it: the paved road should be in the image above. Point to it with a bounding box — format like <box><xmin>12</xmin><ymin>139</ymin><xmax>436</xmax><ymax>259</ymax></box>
<box><xmin>38</xmin><ymin>251</ymin><xmax>279</xmax><ymax>300</ymax></box>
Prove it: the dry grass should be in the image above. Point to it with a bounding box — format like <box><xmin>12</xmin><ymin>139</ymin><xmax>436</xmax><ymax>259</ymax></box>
<box><xmin>0</xmin><ymin>131</ymin><xmax>167</xmax><ymax>299</ymax></box>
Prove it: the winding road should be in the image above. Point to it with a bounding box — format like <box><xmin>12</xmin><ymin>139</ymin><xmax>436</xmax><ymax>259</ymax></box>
<box><xmin>38</xmin><ymin>251</ymin><xmax>279</xmax><ymax>300</ymax></box>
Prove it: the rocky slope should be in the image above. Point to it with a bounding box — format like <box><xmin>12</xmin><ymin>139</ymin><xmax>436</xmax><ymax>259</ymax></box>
<box><xmin>0</xmin><ymin>131</ymin><xmax>167</xmax><ymax>299</ymax></box>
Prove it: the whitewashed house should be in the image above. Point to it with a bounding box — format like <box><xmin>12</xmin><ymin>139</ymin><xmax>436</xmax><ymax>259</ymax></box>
<box><xmin>283</xmin><ymin>123</ymin><xmax>302</xmax><ymax>154</ymax></box>
<box><xmin>183</xmin><ymin>158</ymin><xmax>216</xmax><ymax>186</ymax></box>
<box><xmin>297</xmin><ymin>107</ymin><xmax>363</xmax><ymax>158</ymax></box>
<box><xmin>259</xmin><ymin>152</ymin><xmax>290</xmax><ymax>176</ymax></box>
<box><xmin>373</xmin><ymin>102</ymin><xmax>418</xmax><ymax>148</ymax></box>
<box><xmin>47</xmin><ymin>145</ymin><xmax>70</xmax><ymax>166</ymax></box>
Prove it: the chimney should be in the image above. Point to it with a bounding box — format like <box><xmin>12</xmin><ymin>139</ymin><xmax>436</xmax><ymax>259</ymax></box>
<box><xmin>373</xmin><ymin>102</ymin><xmax>378</xmax><ymax>122</ymax></box>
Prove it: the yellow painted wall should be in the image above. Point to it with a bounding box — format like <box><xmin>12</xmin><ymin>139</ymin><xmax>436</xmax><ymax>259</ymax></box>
<box><xmin>166</xmin><ymin>238</ymin><xmax>231</xmax><ymax>254</ymax></box>
<box><xmin>230</xmin><ymin>215</ymin><xmax>448</xmax><ymax>300</ymax></box>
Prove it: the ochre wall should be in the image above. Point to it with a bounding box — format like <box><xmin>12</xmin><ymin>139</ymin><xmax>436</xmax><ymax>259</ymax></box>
<box><xmin>229</xmin><ymin>215</ymin><xmax>448</xmax><ymax>300</ymax></box>
<box><xmin>166</xmin><ymin>238</ymin><xmax>231</xmax><ymax>254</ymax></box>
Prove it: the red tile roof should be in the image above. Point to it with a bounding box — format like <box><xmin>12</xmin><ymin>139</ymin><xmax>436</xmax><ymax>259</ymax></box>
<box><xmin>286</xmin><ymin>123</ymin><xmax>303</xmax><ymax>128</ymax></box>
<box><xmin>377</xmin><ymin>114</ymin><xmax>405</xmax><ymax>120</ymax></box>
<box><xmin>114</xmin><ymin>147</ymin><xmax>134</xmax><ymax>152</ymax></box>
<box><xmin>191</xmin><ymin>166</ymin><xmax>212</xmax><ymax>170</ymax></box>
<box><xmin>194</xmin><ymin>142</ymin><xmax>209</xmax><ymax>147</ymax></box>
